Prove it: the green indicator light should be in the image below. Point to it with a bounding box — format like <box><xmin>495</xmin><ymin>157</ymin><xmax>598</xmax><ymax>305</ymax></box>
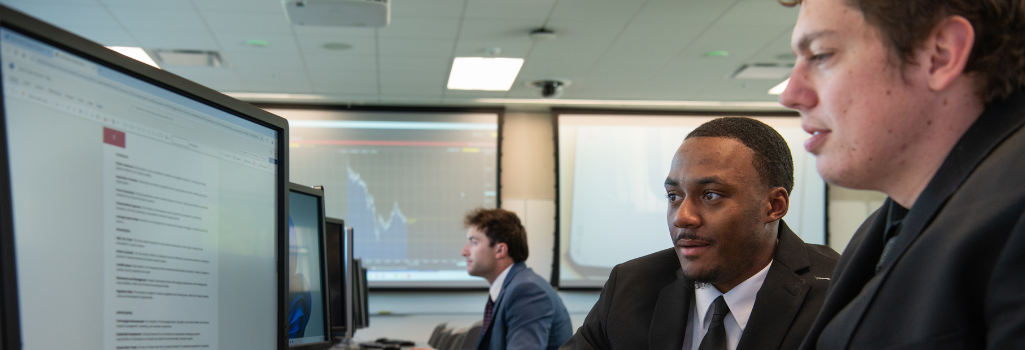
<box><xmin>706</xmin><ymin>50</ymin><xmax>729</xmax><ymax>57</ymax></box>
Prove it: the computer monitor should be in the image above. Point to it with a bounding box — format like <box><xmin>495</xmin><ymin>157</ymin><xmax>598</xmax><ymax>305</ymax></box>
<box><xmin>0</xmin><ymin>5</ymin><xmax>289</xmax><ymax>350</ymax></box>
<box><xmin>287</xmin><ymin>184</ymin><xmax>332</xmax><ymax>349</ymax></box>
<box><xmin>352</xmin><ymin>258</ymin><xmax>369</xmax><ymax>329</ymax></box>
<box><xmin>324</xmin><ymin>217</ymin><xmax>353</xmax><ymax>339</ymax></box>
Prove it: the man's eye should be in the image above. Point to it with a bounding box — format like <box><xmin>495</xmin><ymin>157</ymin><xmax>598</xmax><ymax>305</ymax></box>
<box><xmin>810</xmin><ymin>53</ymin><xmax>833</xmax><ymax>62</ymax></box>
<box><xmin>666</xmin><ymin>193</ymin><xmax>679</xmax><ymax>201</ymax></box>
<box><xmin>703</xmin><ymin>192</ymin><xmax>721</xmax><ymax>200</ymax></box>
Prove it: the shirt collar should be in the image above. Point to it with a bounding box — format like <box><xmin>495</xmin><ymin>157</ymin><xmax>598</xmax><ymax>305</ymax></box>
<box><xmin>489</xmin><ymin>264</ymin><xmax>514</xmax><ymax>301</ymax></box>
<box><xmin>693</xmin><ymin>259</ymin><xmax>773</xmax><ymax>331</ymax></box>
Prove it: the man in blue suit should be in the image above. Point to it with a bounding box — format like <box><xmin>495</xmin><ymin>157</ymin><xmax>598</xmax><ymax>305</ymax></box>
<box><xmin>461</xmin><ymin>208</ymin><xmax>572</xmax><ymax>350</ymax></box>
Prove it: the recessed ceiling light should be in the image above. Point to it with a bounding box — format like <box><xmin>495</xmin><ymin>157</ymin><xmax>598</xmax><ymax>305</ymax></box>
<box><xmin>768</xmin><ymin>79</ymin><xmax>789</xmax><ymax>95</ymax></box>
<box><xmin>106</xmin><ymin>46</ymin><xmax>159</xmax><ymax>68</ymax></box>
<box><xmin>149</xmin><ymin>49</ymin><xmax>227</xmax><ymax>68</ymax></box>
<box><xmin>706</xmin><ymin>50</ymin><xmax>729</xmax><ymax>57</ymax></box>
<box><xmin>323</xmin><ymin>42</ymin><xmax>353</xmax><ymax>51</ymax></box>
<box><xmin>246</xmin><ymin>40</ymin><xmax>270</xmax><ymax>47</ymax></box>
<box><xmin>447</xmin><ymin>57</ymin><xmax>524</xmax><ymax>91</ymax></box>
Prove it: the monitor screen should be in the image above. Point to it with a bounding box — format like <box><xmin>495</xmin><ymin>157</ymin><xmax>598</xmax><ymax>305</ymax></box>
<box><xmin>0</xmin><ymin>12</ymin><xmax>286</xmax><ymax>350</ymax></box>
<box><xmin>265</xmin><ymin>107</ymin><xmax>500</xmax><ymax>288</ymax></box>
<box><xmin>324</xmin><ymin>217</ymin><xmax>348</xmax><ymax>335</ymax></box>
<box><xmin>556</xmin><ymin>113</ymin><xmax>826</xmax><ymax>288</ymax></box>
<box><xmin>287</xmin><ymin>185</ymin><xmax>330</xmax><ymax>348</ymax></box>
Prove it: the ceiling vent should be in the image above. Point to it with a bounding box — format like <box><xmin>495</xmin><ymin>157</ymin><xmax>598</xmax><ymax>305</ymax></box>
<box><xmin>730</xmin><ymin>63</ymin><xmax>793</xmax><ymax>79</ymax></box>
<box><xmin>147</xmin><ymin>49</ymin><xmax>227</xmax><ymax>68</ymax></box>
<box><xmin>283</xmin><ymin>0</ymin><xmax>390</xmax><ymax>27</ymax></box>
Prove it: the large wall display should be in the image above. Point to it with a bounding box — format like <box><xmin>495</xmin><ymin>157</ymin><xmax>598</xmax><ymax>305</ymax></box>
<box><xmin>266</xmin><ymin>107</ymin><xmax>500</xmax><ymax>288</ymax></box>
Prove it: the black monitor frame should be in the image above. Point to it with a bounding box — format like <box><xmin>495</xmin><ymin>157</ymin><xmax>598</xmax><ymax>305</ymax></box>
<box><xmin>324</xmin><ymin>217</ymin><xmax>353</xmax><ymax>339</ymax></box>
<box><xmin>287</xmin><ymin>183</ymin><xmax>333</xmax><ymax>350</ymax></box>
<box><xmin>0</xmin><ymin>5</ymin><xmax>290</xmax><ymax>349</ymax></box>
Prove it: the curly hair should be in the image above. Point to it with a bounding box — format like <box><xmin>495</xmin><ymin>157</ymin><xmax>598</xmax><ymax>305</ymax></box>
<box><xmin>781</xmin><ymin>0</ymin><xmax>1025</xmax><ymax>102</ymax></box>
<box><xmin>464</xmin><ymin>208</ymin><xmax>528</xmax><ymax>262</ymax></box>
<box><xmin>686</xmin><ymin>117</ymin><xmax>795</xmax><ymax>195</ymax></box>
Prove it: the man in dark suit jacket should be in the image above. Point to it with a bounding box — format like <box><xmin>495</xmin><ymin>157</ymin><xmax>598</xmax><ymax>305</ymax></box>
<box><xmin>462</xmin><ymin>208</ymin><xmax>573</xmax><ymax>350</ymax></box>
<box><xmin>561</xmin><ymin>117</ymin><xmax>839</xmax><ymax>350</ymax></box>
<box><xmin>779</xmin><ymin>0</ymin><xmax>1025</xmax><ymax>349</ymax></box>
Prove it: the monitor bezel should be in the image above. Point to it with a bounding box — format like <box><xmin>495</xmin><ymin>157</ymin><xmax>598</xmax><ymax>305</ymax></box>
<box><xmin>287</xmin><ymin>183</ymin><xmax>333</xmax><ymax>350</ymax></box>
<box><xmin>0</xmin><ymin>4</ymin><xmax>290</xmax><ymax>349</ymax></box>
<box><xmin>323</xmin><ymin>217</ymin><xmax>351</xmax><ymax>337</ymax></box>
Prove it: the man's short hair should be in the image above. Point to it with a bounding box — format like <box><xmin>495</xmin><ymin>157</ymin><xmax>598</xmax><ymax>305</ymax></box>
<box><xmin>781</xmin><ymin>0</ymin><xmax>1025</xmax><ymax>103</ymax></box>
<box><xmin>686</xmin><ymin>117</ymin><xmax>795</xmax><ymax>195</ymax></box>
<box><xmin>464</xmin><ymin>208</ymin><xmax>529</xmax><ymax>262</ymax></box>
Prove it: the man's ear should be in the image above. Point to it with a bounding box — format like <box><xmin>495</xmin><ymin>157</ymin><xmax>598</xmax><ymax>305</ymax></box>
<box><xmin>925</xmin><ymin>15</ymin><xmax>975</xmax><ymax>91</ymax></box>
<box><xmin>766</xmin><ymin>187</ymin><xmax>790</xmax><ymax>222</ymax></box>
<box><xmin>494</xmin><ymin>242</ymin><xmax>508</xmax><ymax>260</ymax></box>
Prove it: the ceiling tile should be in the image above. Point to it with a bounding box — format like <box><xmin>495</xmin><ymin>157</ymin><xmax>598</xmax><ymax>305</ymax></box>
<box><xmin>633</xmin><ymin>0</ymin><xmax>736</xmax><ymax>24</ymax></box>
<box><xmin>745</xmin><ymin>29</ymin><xmax>796</xmax><ymax>64</ymax></box>
<box><xmin>377</xmin><ymin>18</ymin><xmax>459</xmax><ymax>39</ymax></box>
<box><xmin>458</xmin><ymin>19</ymin><xmax>537</xmax><ymax>40</ymax></box>
<box><xmin>311</xmin><ymin>73</ymin><xmax>379</xmax><ymax>95</ymax></box>
<box><xmin>297</xmin><ymin>36</ymin><xmax>377</xmax><ymax>56</ymax></box>
<box><xmin>379</xmin><ymin>56</ymin><xmax>451</xmax><ymax>73</ymax></box>
<box><xmin>201</xmin><ymin>10</ymin><xmax>293</xmax><ymax>35</ymax></box>
<box><xmin>679</xmin><ymin>24</ymin><xmax>791</xmax><ymax>63</ymax></box>
<box><xmin>100</xmin><ymin>0</ymin><xmax>193</xmax><ymax>9</ymax></box>
<box><xmin>2</xmin><ymin>0</ymin><xmax>98</xmax><ymax>5</ymax></box>
<box><xmin>389</xmin><ymin>0</ymin><xmax>465</xmax><ymax>19</ymax></box>
<box><xmin>63</xmin><ymin>26</ymin><xmax>138</xmax><ymax>47</ymax></box>
<box><xmin>716</xmin><ymin>1</ymin><xmax>799</xmax><ymax>26</ymax></box>
<box><xmin>379</xmin><ymin>38</ymin><xmax>455</xmax><ymax>57</ymax></box>
<box><xmin>213</xmin><ymin>32</ymin><xmax>299</xmax><ymax>53</ymax></box>
<box><xmin>192</xmin><ymin>0</ymin><xmax>283</xmax><ymax>13</ymax></box>
<box><xmin>224</xmin><ymin>51</ymin><xmax>304</xmax><ymax>69</ymax></box>
<box><xmin>108</xmin><ymin>7</ymin><xmax>207</xmax><ymax>31</ymax></box>
<box><xmin>548</xmin><ymin>0</ymin><xmax>646</xmax><ymax>22</ymax></box>
<box><xmin>304</xmin><ymin>54</ymin><xmax>378</xmax><ymax>73</ymax></box>
<box><xmin>291</xmin><ymin>25</ymin><xmax>376</xmax><ymax>38</ymax></box>
<box><xmin>132</xmin><ymin>29</ymin><xmax>219</xmax><ymax>50</ymax></box>
<box><xmin>454</xmin><ymin>38</ymin><xmax>532</xmax><ymax>58</ymax></box>
<box><xmin>464</xmin><ymin>0</ymin><xmax>555</xmax><ymax>21</ymax></box>
<box><xmin>543</xmin><ymin>19</ymin><xmax>627</xmax><ymax>45</ymax></box>
<box><xmin>5</xmin><ymin>3</ymin><xmax>119</xmax><ymax>29</ymax></box>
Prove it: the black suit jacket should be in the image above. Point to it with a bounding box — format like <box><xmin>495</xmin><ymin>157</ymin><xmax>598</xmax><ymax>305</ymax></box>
<box><xmin>560</xmin><ymin>221</ymin><xmax>838</xmax><ymax>350</ymax></box>
<box><xmin>799</xmin><ymin>92</ymin><xmax>1025</xmax><ymax>350</ymax></box>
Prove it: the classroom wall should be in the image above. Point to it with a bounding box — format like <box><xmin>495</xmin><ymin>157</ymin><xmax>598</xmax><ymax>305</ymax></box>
<box><xmin>357</xmin><ymin>108</ymin><xmax>887</xmax><ymax>345</ymax></box>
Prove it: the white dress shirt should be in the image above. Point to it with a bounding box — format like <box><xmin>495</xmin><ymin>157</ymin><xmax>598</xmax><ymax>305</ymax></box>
<box><xmin>682</xmin><ymin>260</ymin><xmax>773</xmax><ymax>350</ymax></box>
<box><xmin>489</xmin><ymin>264</ymin><xmax>514</xmax><ymax>301</ymax></box>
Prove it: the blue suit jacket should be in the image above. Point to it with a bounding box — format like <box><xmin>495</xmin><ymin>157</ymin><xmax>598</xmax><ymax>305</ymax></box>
<box><xmin>477</xmin><ymin>262</ymin><xmax>573</xmax><ymax>350</ymax></box>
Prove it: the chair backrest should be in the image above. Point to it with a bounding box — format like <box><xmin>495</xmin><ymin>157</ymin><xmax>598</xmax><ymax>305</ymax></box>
<box><xmin>447</xmin><ymin>330</ymin><xmax>468</xmax><ymax>350</ymax></box>
<box><xmin>460</xmin><ymin>323</ymin><xmax>483</xmax><ymax>350</ymax></box>
<box><xmin>435</xmin><ymin>327</ymin><xmax>456</xmax><ymax>350</ymax></box>
<box><xmin>428</xmin><ymin>322</ymin><xmax>449</xmax><ymax>347</ymax></box>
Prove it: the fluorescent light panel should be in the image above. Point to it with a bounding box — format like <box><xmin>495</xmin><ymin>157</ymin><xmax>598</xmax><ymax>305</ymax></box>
<box><xmin>768</xmin><ymin>79</ymin><xmax>789</xmax><ymax>95</ymax></box>
<box><xmin>447</xmin><ymin>57</ymin><xmax>524</xmax><ymax>91</ymax></box>
<box><xmin>106</xmin><ymin>46</ymin><xmax>159</xmax><ymax>68</ymax></box>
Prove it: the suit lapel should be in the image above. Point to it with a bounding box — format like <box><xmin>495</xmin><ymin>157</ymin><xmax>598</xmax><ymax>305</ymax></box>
<box><xmin>736</xmin><ymin>222</ymin><xmax>810</xmax><ymax>350</ymax></box>
<box><xmin>477</xmin><ymin>262</ymin><xmax>526</xmax><ymax>350</ymax></box>
<box><xmin>820</xmin><ymin>93</ymin><xmax>1025</xmax><ymax>349</ymax></box>
<box><xmin>649</xmin><ymin>272</ymin><xmax>692</xmax><ymax>350</ymax></box>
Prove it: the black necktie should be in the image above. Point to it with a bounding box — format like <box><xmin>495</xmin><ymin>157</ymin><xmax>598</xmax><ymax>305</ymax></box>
<box><xmin>698</xmin><ymin>295</ymin><xmax>730</xmax><ymax>350</ymax></box>
<box><xmin>481</xmin><ymin>296</ymin><xmax>495</xmax><ymax>336</ymax></box>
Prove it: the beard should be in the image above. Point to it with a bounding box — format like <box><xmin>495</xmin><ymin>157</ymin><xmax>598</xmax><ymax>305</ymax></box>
<box><xmin>676</xmin><ymin>226</ymin><xmax>766</xmax><ymax>288</ymax></box>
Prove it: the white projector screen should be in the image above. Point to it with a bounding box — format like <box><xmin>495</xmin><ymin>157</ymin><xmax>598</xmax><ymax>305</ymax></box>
<box><xmin>266</xmin><ymin>108</ymin><xmax>500</xmax><ymax>288</ymax></box>
<box><xmin>557</xmin><ymin>113</ymin><xmax>825</xmax><ymax>288</ymax></box>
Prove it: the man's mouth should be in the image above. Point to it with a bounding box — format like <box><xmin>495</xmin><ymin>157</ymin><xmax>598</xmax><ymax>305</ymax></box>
<box><xmin>677</xmin><ymin>239</ymin><xmax>712</xmax><ymax>257</ymax></box>
<box><xmin>804</xmin><ymin>129</ymin><xmax>831</xmax><ymax>153</ymax></box>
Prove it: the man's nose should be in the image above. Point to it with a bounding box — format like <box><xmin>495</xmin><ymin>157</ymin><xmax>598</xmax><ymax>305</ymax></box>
<box><xmin>672</xmin><ymin>200</ymin><xmax>700</xmax><ymax>229</ymax></box>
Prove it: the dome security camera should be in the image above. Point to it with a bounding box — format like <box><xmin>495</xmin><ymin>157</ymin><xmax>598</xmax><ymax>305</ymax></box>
<box><xmin>529</xmin><ymin>79</ymin><xmax>571</xmax><ymax>98</ymax></box>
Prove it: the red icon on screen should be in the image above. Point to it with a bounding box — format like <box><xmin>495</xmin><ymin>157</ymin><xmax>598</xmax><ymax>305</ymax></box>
<box><xmin>104</xmin><ymin>127</ymin><xmax>125</xmax><ymax>148</ymax></box>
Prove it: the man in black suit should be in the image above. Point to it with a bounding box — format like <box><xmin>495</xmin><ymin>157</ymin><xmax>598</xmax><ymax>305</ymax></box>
<box><xmin>778</xmin><ymin>0</ymin><xmax>1025</xmax><ymax>349</ymax></box>
<box><xmin>561</xmin><ymin>117</ymin><xmax>839</xmax><ymax>350</ymax></box>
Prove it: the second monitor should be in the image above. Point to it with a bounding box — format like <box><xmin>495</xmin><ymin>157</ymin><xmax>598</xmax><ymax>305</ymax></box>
<box><xmin>287</xmin><ymin>183</ymin><xmax>332</xmax><ymax>349</ymax></box>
